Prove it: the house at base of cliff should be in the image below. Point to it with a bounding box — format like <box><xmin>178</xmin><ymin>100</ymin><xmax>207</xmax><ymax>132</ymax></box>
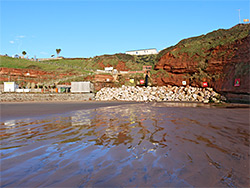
<box><xmin>125</xmin><ymin>48</ymin><xmax>158</xmax><ymax>55</ymax></box>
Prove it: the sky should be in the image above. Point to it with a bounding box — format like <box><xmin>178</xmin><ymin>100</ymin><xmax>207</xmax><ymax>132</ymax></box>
<box><xmin>1</xmin><ymin>0</ymin><xmax>250</xmax><ymax>58</ymax></box>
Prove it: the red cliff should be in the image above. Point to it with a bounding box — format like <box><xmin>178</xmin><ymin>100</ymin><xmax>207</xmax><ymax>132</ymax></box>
<box><xmin>154</xmin><ymin>24</ymin><xmax>250</xmax><ymax>102</ymax></box>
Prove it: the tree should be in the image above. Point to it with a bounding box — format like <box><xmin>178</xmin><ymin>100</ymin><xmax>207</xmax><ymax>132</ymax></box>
<box><xmin>22</xmin><ymin>51</ymin><xmax>27</xmax><ymax>57</ymax></box>
<box><xmin>56</xmin><ymin>49</ymin><xmax>61</xmax><ymax>57</ymax></box>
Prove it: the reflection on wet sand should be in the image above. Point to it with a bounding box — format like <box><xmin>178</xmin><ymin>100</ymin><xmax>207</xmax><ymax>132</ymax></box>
<box><xmin>1</xmin><ymin>103</ymin><xmax>249</xmax><ymax>187</ymax></box>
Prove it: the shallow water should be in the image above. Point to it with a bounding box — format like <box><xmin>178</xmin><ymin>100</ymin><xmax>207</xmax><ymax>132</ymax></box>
<box><xmin>1</xmin><ymin>103</ymin><xmax>249</xmax><ymax>187</ymax></box>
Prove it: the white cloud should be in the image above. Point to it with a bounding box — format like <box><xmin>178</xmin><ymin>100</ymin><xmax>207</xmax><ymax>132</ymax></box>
<box><xmin>17</xmin><ymin>35</ymin><xmax>25</xmax><ymax>39</ymax></box>
<box><xmin>9</xmin><ymin>41</ymin><xmax>15</xmax><ymax>44</ymax></box>
<box><xmin>40</xmin><ymin>52</ymin><xmax>48</xmax><ymax>55</ymax></box>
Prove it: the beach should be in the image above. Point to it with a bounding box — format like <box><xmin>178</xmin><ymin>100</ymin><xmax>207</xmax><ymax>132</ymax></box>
<box><xmin>1</xmin><ymin>102</ymin><xmax>249</xmax><ymax>187</ymax></box>
<box><xmin>0</xmin><ymin>101</ymin><xmax>137</xmax><ymax>121</ymax></box>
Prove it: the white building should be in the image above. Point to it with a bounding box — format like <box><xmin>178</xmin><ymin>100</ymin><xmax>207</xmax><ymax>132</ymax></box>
<box><xmin>125</xmin><ymin>48</ymin><xmax>158</xmax><ymax>55</ymax></box>
<box><xmin>104</xmin><ymin>67</ymin><xmax>113</xmax><ymax>72</ymax></box>
<box><xmin>71</xmin><ymin>82</ymin><xmax>94</xmax><ymax>93</ymax></box>
<box><xmin>4</xmin><ymin>82</ymin><xmax>19</xmax><ymax>92</ymax></box>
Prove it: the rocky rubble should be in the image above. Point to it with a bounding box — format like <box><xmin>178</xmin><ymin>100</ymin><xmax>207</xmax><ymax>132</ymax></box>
<box><xmin>95</xmin><ymin>85</ymin><xmax>225</xmax><ymax>103</ymax></box>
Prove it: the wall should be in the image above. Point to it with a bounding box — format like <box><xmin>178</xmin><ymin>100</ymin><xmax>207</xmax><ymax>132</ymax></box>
<box><xmin>37</xmin><ymin>57</ymin><xmax>63</xmax><ymax>61</ymax></box>
<box><xmin>0</xmin><ymin>93</ymin><xmax>95</xmax><ymax>102</ymax></box>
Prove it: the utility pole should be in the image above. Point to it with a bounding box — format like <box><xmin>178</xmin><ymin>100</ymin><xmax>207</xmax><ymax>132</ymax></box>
<box><xmin>238</xmin><ymin>9</ymin><xmax>241</xmax><ymax>23</ymax></box>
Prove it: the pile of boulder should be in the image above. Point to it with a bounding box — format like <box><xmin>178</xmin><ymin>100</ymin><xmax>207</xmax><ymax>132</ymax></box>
<box><xmin>95</xmin><ymin>85</ymin><xmax>225</xmax><ymax>103</ymax></box>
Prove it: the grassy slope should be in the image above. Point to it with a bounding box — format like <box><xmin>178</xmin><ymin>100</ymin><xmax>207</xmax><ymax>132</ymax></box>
<box><xmin>157</xmin><ymin>24</ymin><xmax>250</xmax><ymax>61</ymax></box>
<box><xmin>0</xmin><ymin>56</ymin><xmax>96</xmax><ymax>74</ymax></box>
<box><xmin>0</xmin><ymin>56</ymin><xmax>77</xmax><ymax>73</ymax></box>
<box><xmin>0</xmin><ymin>53</ymin><xmax>157</xmax><ymax>72</ymax></box>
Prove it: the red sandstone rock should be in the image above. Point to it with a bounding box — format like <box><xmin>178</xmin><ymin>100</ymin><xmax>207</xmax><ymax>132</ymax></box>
<box><xmin>154</xmin><ymin>35</ymin><xmax>250</xmax><ymax>99</ymax></box>
<box><xmin>94</xmin><ymin>74</ymin><xmax>114</xmax><ymax>82</ymax></box>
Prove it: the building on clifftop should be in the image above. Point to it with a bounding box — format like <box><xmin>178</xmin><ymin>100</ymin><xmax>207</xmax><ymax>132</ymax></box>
<box><xmin>125</xmin><ymin>48</ymin><xmax>158</xmax><ymax>55</ymax></box>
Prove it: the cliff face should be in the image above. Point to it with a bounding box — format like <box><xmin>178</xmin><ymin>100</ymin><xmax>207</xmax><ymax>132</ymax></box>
<box><xmin>0</xmin><ymin>67</ymin><xmax>76</xmax><ymax>85</ymax></box>
<box><xmin>154</xmin><ymin>24</ymin><xmax>250</xmax><ymax>102</ymax></box>
<box><xmin>218</xmin><ymin>35</ymin><xmax>250</xmax><ymax>102</ymax></box>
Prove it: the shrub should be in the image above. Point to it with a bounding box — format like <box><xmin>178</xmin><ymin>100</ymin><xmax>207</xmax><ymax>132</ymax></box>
<box><xmin>115</xmin><ymin>53</ymin><xmax>134</xmax><ymax>62</ymax></box>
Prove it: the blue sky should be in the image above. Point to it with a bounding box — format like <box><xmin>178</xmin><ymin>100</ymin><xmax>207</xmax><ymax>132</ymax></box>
<box><xmin>1</xmin><ymin>0</ymin><xmax>249</xmax><ymax>58</ymax></box>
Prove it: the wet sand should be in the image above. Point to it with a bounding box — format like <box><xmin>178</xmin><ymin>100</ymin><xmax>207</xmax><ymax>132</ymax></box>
<box><xmin>0</xmin><ymin>101</ymin><xmax>137</xmax><ymax>121</ymax></box>
<box><xmin>1</xmin><ymin>101</ymin><xmax>249</xmax><ymax>122</ymax></box>
<box><xmin>0</xmin><ymin>102</ymin><xmax>249</xmax><ymax>187</ymax></box>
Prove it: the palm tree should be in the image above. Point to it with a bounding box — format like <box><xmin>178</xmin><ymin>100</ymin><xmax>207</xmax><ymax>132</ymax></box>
<box><xmin>22</xmin><ymin>51</ymin><xmax>27</xmax><ymax>58</ymax></box>
<box><xmin>56</xmin><ymin>49</ymin><xmax>61</xmax><ymax>57</ymax></box>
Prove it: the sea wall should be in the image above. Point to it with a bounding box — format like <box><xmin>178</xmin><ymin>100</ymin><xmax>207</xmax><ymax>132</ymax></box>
<box><xmin>0</xmin><ymin>93</ymin><xmax>95</xmax><ymax>102</ymax></box>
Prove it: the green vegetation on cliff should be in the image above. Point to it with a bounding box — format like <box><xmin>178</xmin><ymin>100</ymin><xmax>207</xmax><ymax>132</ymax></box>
<box><xmin>0</xmin><ymin>56</ymin><xmax>90</xmax><ymax>73</ymax></box>
<box><xmin>157</xmin><ymin>24</ymin><xmax>250</xmax><ymax>61</ymax></box>
<box><xmin>1</xmin><ymin>53</ymin><xmax>157</xmax><ymax>72</ymax></box>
